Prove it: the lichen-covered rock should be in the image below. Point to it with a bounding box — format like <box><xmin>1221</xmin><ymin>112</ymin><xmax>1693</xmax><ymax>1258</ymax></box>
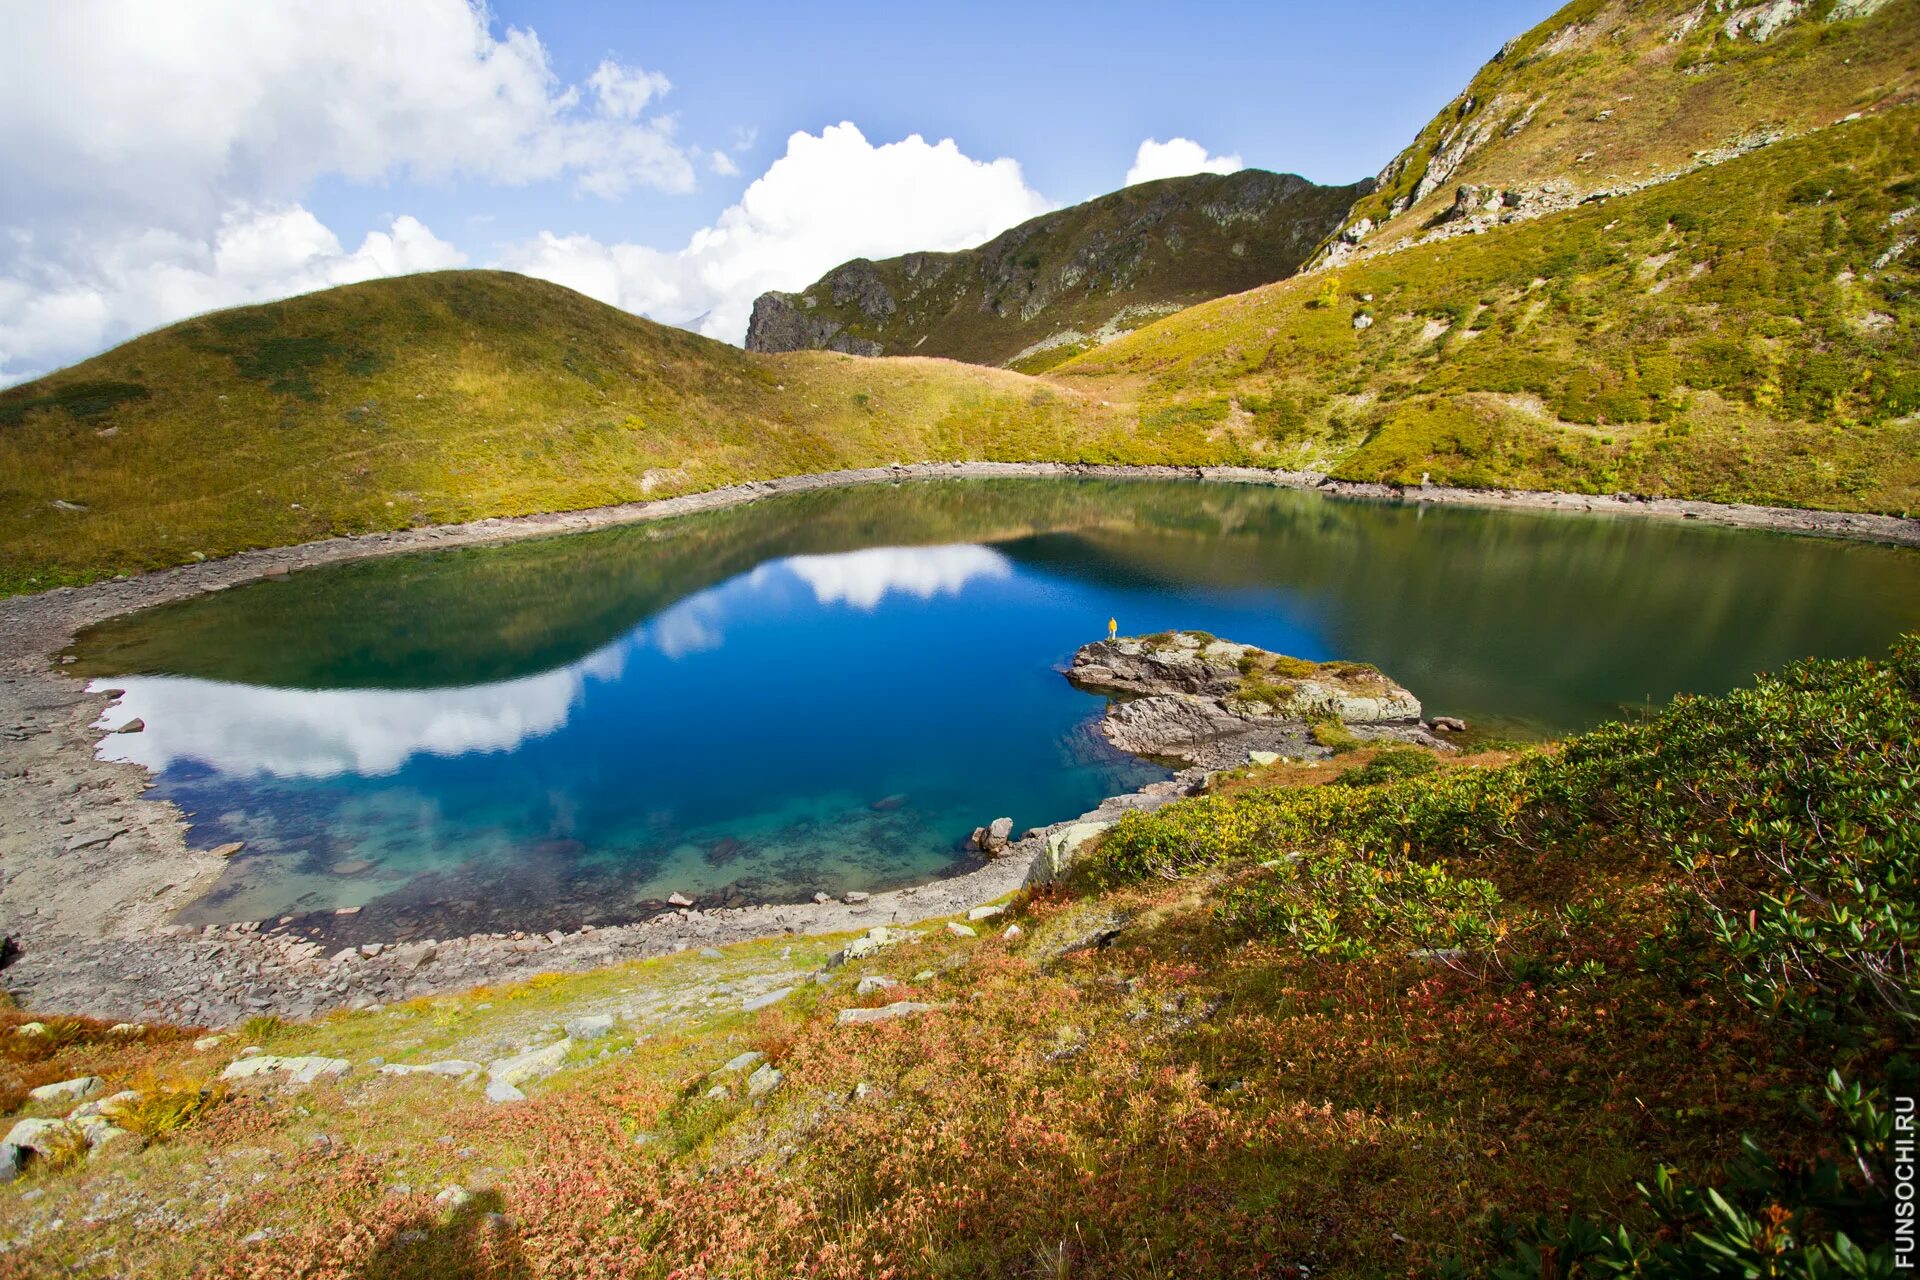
<box><xmin>1067</xmin><ymin>632</ymin><xmax>1425</xmax><ymax>766</ymax></box>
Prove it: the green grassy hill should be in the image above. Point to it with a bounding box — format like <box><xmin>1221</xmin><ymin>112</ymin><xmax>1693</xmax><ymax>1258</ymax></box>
<box><xmin>743</xmin><ymin>169</ymin><xmax>1366</xmax><ymax>372</ymax></box>
<box><xmin>0</xmin><ymin>271</ymin><xmax>1219</xmax><ymax>595</ymax></box>
<box><xmin>1322</xmin><ymin>0</ymin><xmax>1920</xmax><ymax>262</ymax></box>
<box><xmin>1054</xmin><ymin>108</ymin><xmax>1920</xmax><ymax>514</ymax></box>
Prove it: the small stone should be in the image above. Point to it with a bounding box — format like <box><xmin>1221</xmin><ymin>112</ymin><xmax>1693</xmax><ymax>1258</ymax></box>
<box><xmin>334</xmin><ymin>905</ymin><xmax>362</xmax><ymax>916</ymax></box>
<box><xmin>328</xmin><ymin>947</ymin><xmax>358</xmax><ymax>965</ymax></box>
<box><xmin>966</xmin><ymin>904</ymin><xmax>1005</xmax><ymax>922</ymax></box>
<box><xmin>705</xmin><ymin>1083</ymin><xmax>731</xmax><ymax>1100</ymax></box>
<box><xmin>114</xmin><ymin>718</ymin><xmax>144</xmax><ymax>734</ymax></box>
<box><xmin>699</xmin><ymin>947</ymin><xmax>723</xmax><ymax>960</ymax></box>
<box><xmin>436</xmin><ymin>1185</ymin><xmax>473</xmax><ymax>1211</ymax></box>
<box><xmin>667</xmin><ymin>892</ymin><xmax>694</xmax><ymax>907</ymax></box>
<box><xmin>484</xmin><ymin>1078</ymin><xmax>526</xmax><ymax>1104</ymax></box>
<box><xmin>106</xmin><ymin>1023</ymin><xmax>144</xmax><ymax>1037</ymax></box>
<box><xmin>209</xmin><ymin>842</ymin><xmax>245</xmax><ymax>858</ymax></box>
<box><xmin>946</xmin><ymin>922</ymin><xmax>977</xmax><ymax>938</ymax></box>
<box><xmin>856</xmin><ymin>975</ymin><xmax>902</xmax><ymax>997</ymax></box>
<box><xmin>843</xmin><ymin>891</ymin><xmax>870</xmax><ymax>904</ymax></box>
<box><xmin>912</xmin><ymin>970</ymin><xmax>935</xmax><ymax>982</ymax></box>
<box><xmin>746</xmin><ymin>1063</ymin><xmax>783</xmax><ymax>1098</ymax></box>
<box><xmin>1004</xmin><ymin>924</ymin><xmax>1025</xmax><ymax>941</ymax></box>
<box><xmin>359</xmin><ymin>943</ymin><xmax>384</xmax><ymax>958</ymax></box>
<box><xmin>1247</xmin><ymin>750</ymin><xmax>1281</xmax><ymax>766</ymax></box>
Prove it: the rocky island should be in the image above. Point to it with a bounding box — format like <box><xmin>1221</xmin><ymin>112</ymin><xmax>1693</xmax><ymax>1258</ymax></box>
<box><xmin>1066</xmin><ymin>630</ymin><xmax>1441</xmax><ymax>769</ymax></box>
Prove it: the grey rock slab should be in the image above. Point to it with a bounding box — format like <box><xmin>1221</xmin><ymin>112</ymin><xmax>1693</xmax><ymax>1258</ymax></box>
<box><xmin>713</xmin><ymin>1051</ymin><xmax>765</xmax><ymax>1076</ymax></box>
<box><xmin>28</xmin><ymin>1075</ymin><xmax>103</xmax><ymax>1103</ymax></box>
<box><xmin>221</xmin><ymin>1055</ymin><xmax>350</xmax><ymax>1086</ymax></box>
<box><xmin>380</xmin><ymin>1060</ymin><xmax>485</xmax><ymax>1080</ymax></box>
<box><xmin>836</xmin><ymin>1001</ymin><xmax>937</xmax><ymax>1027</ymax></box>
<box><xmin>741</xmin><ymin>986</ymin><xmax>793</xmax><ymax>1012</ymax></box>
<box><xmin>563</xmin><ymin>1014</ymin><xmax>615</xmax><ymax>1040</ymax></box>
<box><xmin>487</xmin><ymin>1038</ymin><xmax>572</xmax><ymax>1087</ymax></box>
<box><xmin>483</xmin><ymin>1078</ymin><xmax>526</xmax><ymax>1104</ymax></box>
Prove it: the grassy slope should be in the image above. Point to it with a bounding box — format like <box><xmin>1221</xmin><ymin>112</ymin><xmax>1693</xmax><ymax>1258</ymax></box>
<box><xmin>1052</xmin><ymin>109</ymin><xmax>1920</xmax><ymax>514</ymax></box>
<box><xmin>749</xmin><ymin>169</ymin><xmax>1364</xmax><ymax>371</ymax></box>
<box><xmin>0</xmin><ymin>641</ymin><xmax>1911</xmax><ymax>1276</ymax></box>
<box><xmin>0</xmin><ymin>271</ymin><xmax>1242</xmax><ymax>595</ymax></box>
<box><xmin>1329</xmin><ymin>0</ymin><xmax>1920</xmax><ymax>254</ymax></box>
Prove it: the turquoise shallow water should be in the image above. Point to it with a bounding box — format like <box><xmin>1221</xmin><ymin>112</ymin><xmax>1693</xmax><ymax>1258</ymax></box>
<box><xmin>70</xmin><ymin>478</ymin><xmax>1920</xmax><ymax>939</ymax></box>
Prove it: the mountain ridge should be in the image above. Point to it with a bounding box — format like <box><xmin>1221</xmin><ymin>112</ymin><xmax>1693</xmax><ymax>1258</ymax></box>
<box><xmin>744</xmin><ymin>168</ymin><xmax>1368</xmax><ymax>371</ymax></box>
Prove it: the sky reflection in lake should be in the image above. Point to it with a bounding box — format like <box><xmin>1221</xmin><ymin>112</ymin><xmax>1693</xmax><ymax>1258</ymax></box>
<box><xmin>71</xmin><ymin>478</ymin><xmax>1920</xmax><ymax>938</ymax></box>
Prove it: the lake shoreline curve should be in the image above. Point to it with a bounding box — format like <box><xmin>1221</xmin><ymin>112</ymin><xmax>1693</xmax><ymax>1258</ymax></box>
<box><xmin>2</xmin><ymin>462</ymin><xmax>1915</xmax><ymax>1023</ymax></box>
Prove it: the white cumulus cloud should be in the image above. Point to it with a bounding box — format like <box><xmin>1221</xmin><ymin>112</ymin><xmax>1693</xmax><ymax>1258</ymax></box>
<box><xmin>0</xmin><ymin>207</ymin><xmax>465</xmax><ymax>384</ymax></box>
<box><xmin>0</xmin><ymin>0</ymin><xmax>690</xmax><ymax>384</ymax></box>
<box><xmin>1125</xmin><ymin>137</ymin><xmax>1244</xmax><ymax>187</ymax></box>
<box><xmin>499</xmin><ymin>122</ymin><xmax>1053</xmax><ymax>343</ymax></box>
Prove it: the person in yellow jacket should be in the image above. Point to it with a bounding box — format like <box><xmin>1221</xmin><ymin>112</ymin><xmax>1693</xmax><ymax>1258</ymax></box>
<box><xmin>1107</xmin><ymin>617</ymin><xmax>1118</xmax><ymax>642</ymax></box>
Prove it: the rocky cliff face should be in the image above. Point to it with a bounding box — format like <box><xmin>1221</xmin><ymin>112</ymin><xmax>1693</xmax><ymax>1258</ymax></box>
<box><xmin>1067</xmin><ymin>632</ymin><xmax>1431</xmax><ymax>768</ymax></box>
<box><xmin>745</xmin><ymin>169</ymin><xmax>1369</xmax><ymax>370</ymax></box>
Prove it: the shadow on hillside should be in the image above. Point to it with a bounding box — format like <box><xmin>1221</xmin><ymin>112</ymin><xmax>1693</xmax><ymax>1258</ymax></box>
<box><xmin>358</xmin><ymin>1189</ymin><xmax>533</xmax><ymax>1280</ymax></box>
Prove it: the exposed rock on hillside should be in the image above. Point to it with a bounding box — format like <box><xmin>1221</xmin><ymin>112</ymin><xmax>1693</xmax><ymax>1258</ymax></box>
<box><xmin>1316</xmin><ymin>0</ymin><xmax>1917</xmax><ymax>268</ymax></box>
<box><xmin>746</xmin><ymin>169</ymin><xmax>1368</xmax><ymax>370</ymax></box>
<box><xmin>1066</xmin><ymin>631</ymin><xmax>1432</xmax><ymax>768</ymax></box>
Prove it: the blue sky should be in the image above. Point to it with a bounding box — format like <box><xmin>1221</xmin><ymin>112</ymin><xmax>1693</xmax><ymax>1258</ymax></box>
<box><xmin>0</xmin><ymin>0</ymin><xmax>1557</xmax><ymax>384</ymax></box>
<box><xmin>314</xmin><ymin>0</ymin><xmax>1552</xmax><ymax>255</ymax></box>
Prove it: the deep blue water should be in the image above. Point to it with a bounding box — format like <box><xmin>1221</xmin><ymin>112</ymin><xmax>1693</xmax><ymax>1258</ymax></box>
<box><xmin>69</xmin><ymin>478</ymin><xmax>1920</xmax><ymax>938</ymax></box>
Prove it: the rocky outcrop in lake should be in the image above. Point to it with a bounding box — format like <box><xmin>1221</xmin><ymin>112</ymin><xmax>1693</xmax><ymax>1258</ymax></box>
<box><xmin>1067</xmin><ymin>631</ymin><xmax>1434</xmax><ymax>768</ymax></box>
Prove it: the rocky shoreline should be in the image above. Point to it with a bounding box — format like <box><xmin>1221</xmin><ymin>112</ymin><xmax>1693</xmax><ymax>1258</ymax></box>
<box><xmin>1066</xmin><ymin>631</ymin><xmax>1444</xmax><ymax>769</ymax></box>
<box><xmin>2</xmin><ymin>461</ymin><xmax>1914</xmax><ymax>1025</ymax></box>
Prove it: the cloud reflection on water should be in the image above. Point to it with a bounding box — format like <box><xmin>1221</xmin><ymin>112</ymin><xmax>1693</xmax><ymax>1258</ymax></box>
<box><xmin>93</xmin><ymin>543</ymin><xmax>1012</xmax><ymax>780</ymax></box>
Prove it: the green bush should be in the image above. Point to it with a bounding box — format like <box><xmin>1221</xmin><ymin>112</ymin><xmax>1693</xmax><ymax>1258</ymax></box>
<box><xmin>1331</xmin><ymin>747</ymin><xmax>1439</xmax><ymax>787</ymax></box>
<box><xmin>1219</xmin><ymin>840</ymin><xmax>1500</xmax><ymax>959</ymax></box>
<box><xmin>1088</xmin><ymin>637</ymin><xmax>1920</xmax><ymax>1030</ymax></box>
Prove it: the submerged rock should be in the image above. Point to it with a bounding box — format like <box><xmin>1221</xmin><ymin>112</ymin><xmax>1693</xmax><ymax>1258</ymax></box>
<box><xmin>1066</xmin><ymin>632</ymin><xmax>1427</xmax><ymax>768</ymax></box>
